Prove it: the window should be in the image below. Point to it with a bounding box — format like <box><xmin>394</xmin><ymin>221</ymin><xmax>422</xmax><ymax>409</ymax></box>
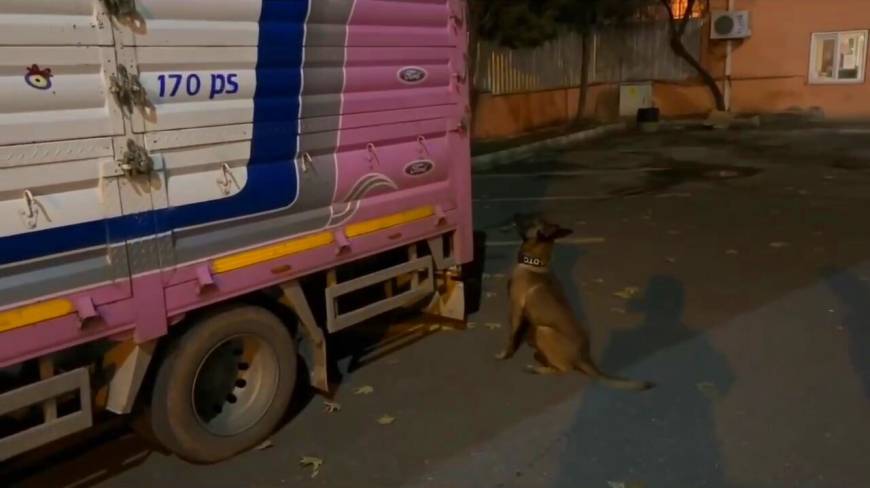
<box><xmin>809</xmin><ymin>30</ymin><xmax>868</xmax><ymax>84</ymax></box>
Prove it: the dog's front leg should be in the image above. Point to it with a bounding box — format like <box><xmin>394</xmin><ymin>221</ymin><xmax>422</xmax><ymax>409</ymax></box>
<box><xmin>496</xmin><ymin>299</ymin><xmax>525</xmax><ymax>360</ymax></box>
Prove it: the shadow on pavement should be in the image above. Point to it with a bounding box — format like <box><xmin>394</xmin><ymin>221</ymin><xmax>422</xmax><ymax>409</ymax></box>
<box><xmin>552</xmin><ymin>275</ymin><xmax>738</xmax><ymax>488</ymax></box>
<box><xmin>822</xmin><ymin>268</ymin><xmax>870</xmax><ymax>398</ymax></box>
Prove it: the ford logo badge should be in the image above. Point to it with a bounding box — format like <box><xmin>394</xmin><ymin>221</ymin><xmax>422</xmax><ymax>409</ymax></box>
<box><xmin>404</xmin><ymin>160</ymin><xmax>434</xmax><ymax>177</ymax></box>
<box><xmin>398</xmin><ymin>67</ymin><xmax>428</xmax><ymax>84</ymax></box>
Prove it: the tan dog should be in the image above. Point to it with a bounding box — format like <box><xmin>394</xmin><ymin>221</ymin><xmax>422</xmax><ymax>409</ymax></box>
<box><xmin>496</xmin><ymin>214</ymin><xmax>653</xmax><ymax>391</ymax></box>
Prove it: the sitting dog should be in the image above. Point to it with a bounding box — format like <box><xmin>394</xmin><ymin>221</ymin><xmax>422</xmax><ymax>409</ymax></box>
<box><xmin>496</xmin><ymin>214</ymin><xmax>653</xmax><ymax>391</ymax></box>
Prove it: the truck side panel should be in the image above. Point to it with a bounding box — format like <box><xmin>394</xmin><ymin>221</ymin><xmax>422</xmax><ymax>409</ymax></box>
<box><xmin>0</xmin><ymin>0</ymin><xmax>471</xmax><ymax>367</ymax></box>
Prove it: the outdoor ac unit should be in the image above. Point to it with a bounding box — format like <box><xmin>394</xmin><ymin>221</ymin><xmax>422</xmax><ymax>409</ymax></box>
<box><xmin>711</xmin><ymin>11</ymin><xmax>751</xmax><ymax>40</ymax></box>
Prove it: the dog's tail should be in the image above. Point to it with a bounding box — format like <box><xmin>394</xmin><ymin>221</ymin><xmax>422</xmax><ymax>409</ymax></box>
<box><xmin>574</xmin><ymin>358</ymin><xmax>654</xmax><ymax>391</ymax></box>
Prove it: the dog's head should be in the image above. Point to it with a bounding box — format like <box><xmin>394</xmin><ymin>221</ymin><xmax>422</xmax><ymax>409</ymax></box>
<box><xmin>514</xmin><ymin>214</ymin><xmax>573</xmax><ymax>244</ymax></box>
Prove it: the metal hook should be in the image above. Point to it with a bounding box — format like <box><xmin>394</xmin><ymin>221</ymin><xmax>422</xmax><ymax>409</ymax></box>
<box><xmin>216</xmin><ymin>163</ymin><xmax>235</xmax><ymax>195</ymax></box>
<box><xmin>366</xmin><ymin>143</ymin><xmax>380</xmax><ymax>167</ymax></box>
<box><xmin>19</xmin><ymin>190</ymin><xmax>39</xmax><ymax>229</ymax></box>
<box><xmin>417</xmin><ymin>136</ymin><xmax>431</xmax><ymax>158</ymax></box>
<box><xmin>300</xmin><ymin>152</ymin><xmax>313</xmax><ymax>173</ymax></box>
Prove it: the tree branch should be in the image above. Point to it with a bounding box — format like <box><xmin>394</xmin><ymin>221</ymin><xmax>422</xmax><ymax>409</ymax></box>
<box><xmin>677</xmin><ymin>0</ymin><xmax>698</xmax><ymax>36</ymax></box>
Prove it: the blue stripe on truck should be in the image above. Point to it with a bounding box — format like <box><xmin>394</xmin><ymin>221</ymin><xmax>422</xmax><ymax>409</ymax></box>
<box><xmin>0</xmin><ymin>0</ymin><xmax>311</xmax><ymax>267</ymax></box>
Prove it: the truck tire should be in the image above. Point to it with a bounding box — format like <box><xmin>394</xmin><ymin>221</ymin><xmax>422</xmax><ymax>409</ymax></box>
<box><xmin>149</xmin><ymin>305</ymin><xmax>297</xmax><ymax>463</ymax></box>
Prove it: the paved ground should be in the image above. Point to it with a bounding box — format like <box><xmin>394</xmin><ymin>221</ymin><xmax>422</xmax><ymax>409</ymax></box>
<box><xmin>9</xmin><ymin>125</ymin><xmax>870</xmax><ymax>488</ymax></box>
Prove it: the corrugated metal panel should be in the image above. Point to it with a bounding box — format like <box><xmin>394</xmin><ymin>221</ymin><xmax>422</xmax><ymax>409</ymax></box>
<box><xmin>475</xmin><ymin>32</ymin><xmax>585</xmax><ymax>95</ymax></box>
<box><xmin>593</xmin><ymin>19</ymin><xmax>703</xmax><ymax>83</ymax></box>
<box><xmin>474</xmin><ymin>19</ymin><xmax>704</xmax><ymax>95</ymax></box>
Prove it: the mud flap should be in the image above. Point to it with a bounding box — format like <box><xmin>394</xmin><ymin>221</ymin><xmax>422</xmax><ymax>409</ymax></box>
<box><xmin>278</xmin><ymin>281</ymin><xmax>329</xmax><ymax>393</ymax></box>
<box><xmin>425</xmin><ymin>268</ymin><xmax>466</xmax><ymax>322</ymax></box>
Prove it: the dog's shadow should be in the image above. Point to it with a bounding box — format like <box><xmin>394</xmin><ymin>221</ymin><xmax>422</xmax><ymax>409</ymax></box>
<box><xmin>549</xmin><ymin>275</ymin><xmax>739</xmax><ymax>488</ymax></box>
<box><xmin>822</xmin><ymin>267</ymin><xmax>870</xmax><ymax>398</ymax></box>
<box><xmin>600</xmin><ymin>275</ymin><xmax>696</xmax><ymax>373</ymax></box>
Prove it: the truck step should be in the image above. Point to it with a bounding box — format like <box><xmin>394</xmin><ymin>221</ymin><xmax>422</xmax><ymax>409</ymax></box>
<box><xmin>326</xmin><ymin>256</ymin><xmax>435</xmax><ymax>334</ymax></box>
<box><xmin>0</xmin><ymin>367</ymin><xmax>93</xmax><ymax>461</ymax></box>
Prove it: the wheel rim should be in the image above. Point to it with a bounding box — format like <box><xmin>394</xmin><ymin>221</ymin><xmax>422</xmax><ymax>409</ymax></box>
<box><xmin>192</xmin><ymin>334</ymin><xmax>280</xmax><ymax>437</ymax></box>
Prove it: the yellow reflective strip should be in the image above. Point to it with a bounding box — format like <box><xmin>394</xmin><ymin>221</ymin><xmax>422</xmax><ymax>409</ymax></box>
<box><xmin>212</xmin><ymin>231</ymin><xmax>335</xmax><ymax>274</ymax></box>
<box><xmin>0</xmin><ymin>299</ymin><xmax>76</xmax><ymax>333</ymax></box>
<box><xmin>346</xmin><ymin>206</ymin><xmax>434</xmax><ymax>238</ymax></box>
<box><xmin>212</xmin><ymin>206</ymin><xmax>435</xmax><ymax>274</ymax></box>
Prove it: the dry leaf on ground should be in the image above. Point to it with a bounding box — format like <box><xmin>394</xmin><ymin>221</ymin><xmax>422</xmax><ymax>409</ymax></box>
<box><xmin>697</xmin><ymin>382</ymin><xmax>720</xmax><ymax>400</ymax></box>
<box><xmin>484</xmin><ymin>323</ymin><xmax>502</xmax><ymax>330</ymax></box>
<box><xmin>377</xmin><ymin>415</ymin><xmax>396</xmax><ymax>425</ymax></box>
<box><xmin>299</xmin><ymin>456</ymin><xmax>323</xmax><ymax>478</ymax></box>
<box><xmin>354</xmin><ymin>385</ymin><xmax>375</xmax><ymax>395</ymax></box>
<box><xmin>323</xmin><ymin>401</ymin><xmax>341</xmax><ymax>414</ymax></box>
<box><xmin>613</xmin><ymin>287</ymin><xmax>640</xmax><ymax>300</ymax></box>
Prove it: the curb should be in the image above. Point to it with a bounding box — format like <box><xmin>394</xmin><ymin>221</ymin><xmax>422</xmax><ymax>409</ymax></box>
<box><xmin>472</xmin><ymin>122</ymin><xmax>628</xmax><ymax>172</ymax></box>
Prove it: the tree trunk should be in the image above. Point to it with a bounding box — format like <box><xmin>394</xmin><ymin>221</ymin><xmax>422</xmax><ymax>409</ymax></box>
<box><xmin>575</xmin><ymin>30</ymin><xmax>592</xmax><ymax>125</ymax></box>
<box><xmin>669</xmin><ymin>34</ymin><xmax>725</xmax><ymax>111</ymax></box>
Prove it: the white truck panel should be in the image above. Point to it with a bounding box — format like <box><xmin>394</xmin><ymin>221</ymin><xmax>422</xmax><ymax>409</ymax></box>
<box><xmin>127</xmin><ymin>0</ymin><xmax>262</xmax><ymax>47</ymax></box>
<box><xmin>156</xmin><ymin>141</ymin><xmax>250</xmax><ymax>207</ymax></box>
<box><xmin>0</xmin><ymin>0</ymin><xmax>113</xmax><ymax>46</ymax></box>
<box><xmin>135</xmin><ymin>47</ymin><xmax>257</xmax><ymax>133</ymax></box>
<box><xmin>0</xmin><ymin>157</ymin><xmax>123</xmax><ymax>239</ymax></box>
<box><xmin>0</xmin><ymin>46</ymin><xmax>124</xmax><ymax>146</ymax></box>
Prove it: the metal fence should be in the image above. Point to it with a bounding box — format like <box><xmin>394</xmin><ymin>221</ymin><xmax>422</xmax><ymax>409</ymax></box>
<box><xmin>474</xmin><ymin>19</ymin><xmax>704</xmax><ymax>95</ymax></box>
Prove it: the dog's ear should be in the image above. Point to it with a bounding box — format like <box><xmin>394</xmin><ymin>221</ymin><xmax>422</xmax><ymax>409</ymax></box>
<box><xmin>514</xmin><ymin>213</ymin><xmax>534</xmax><ymax>238</ymax></box>
<box><xmin>538</xmin><ymin>224</ymin><xmax>573</xmax><ymax>241</ymax></box>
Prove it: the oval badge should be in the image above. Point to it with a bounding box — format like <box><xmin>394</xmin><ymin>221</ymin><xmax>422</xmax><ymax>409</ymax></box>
<box><xmin>404</xmin><ymin>159</ymin><xmax>435</xmax><ymax>177</ymax></box>
<box><xmin>398</xmin><ymin>66</ymin><xmax>428</xmax><ymax>84</ymax></box>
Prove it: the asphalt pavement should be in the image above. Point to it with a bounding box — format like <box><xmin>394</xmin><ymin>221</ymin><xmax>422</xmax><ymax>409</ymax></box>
<box><xmin>10</xmin><ymin>125</ymin><xmax>870</xmax><ymax>488</ymax></box>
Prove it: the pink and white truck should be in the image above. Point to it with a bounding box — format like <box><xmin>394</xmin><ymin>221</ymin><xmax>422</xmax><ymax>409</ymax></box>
<box><xmin>0</xmin><ymin>0</ymin><xmax>471</xmax><ymax>463</ymax></box>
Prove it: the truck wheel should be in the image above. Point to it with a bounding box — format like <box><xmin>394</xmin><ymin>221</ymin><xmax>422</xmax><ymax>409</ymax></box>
<box><xmin>150</xmin><ymin>305</ymin><xmax>297</xmax><ymax>463</ymax></box>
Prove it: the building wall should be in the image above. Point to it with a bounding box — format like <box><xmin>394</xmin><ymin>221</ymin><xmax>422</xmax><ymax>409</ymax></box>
<box><xmin>724</xmin><ymin>0</ymin><xmax>870</xmax><ymax>118</ymax></box>
<box><xmin>473</xmin><ymin>0</ymin><xmax>870</xmax><ymax>140</ymax></box>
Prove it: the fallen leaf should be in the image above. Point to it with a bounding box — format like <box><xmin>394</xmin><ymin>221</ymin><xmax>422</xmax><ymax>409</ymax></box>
<box><xmin>466</xmin><ymin>321</ymin><xmax>478</xmax><ymax>329</ymax></box>
<box><xmin>613</xmin><ymin>287</ymin><xmax>640</xmax><ymax>300</ymax></box>
<box><xmin>725</xmin><ymin>249</ymin><xmax>739</xmax><ymax>255</ymax></box>
<box><xmin>484</xmin><ymin>323</ymin><xmax>502</xmax><ymax>330</ymax></box>
<box><xmin>665</xmin><ymin>257</ymin><xmax>676</xmax><ymax>263</ymax></box>
<box><xmin>607</xmin><ymin>481</ymin><xmax>645</xmax><ymax>488</ymax></box>
<box><xmin>354</xmin><ymin>385</ymin><xmax>375</xmax><ymax>395</ymax></box>
<box><xmin>485</xmin><ymin>291</ymin><xmax>497</xmax><ymax>299</ymax></box>
<box><xmin>255</xmin><ymin>439</ymin><xmax>274</xmax><ymax>451</ymax></box>
<box><xmin>377</xmin><ymin>415</ymin><xmax>396</xmax><ymax>425</ymax></box>
<box><xmin>697</xmin><ymin>382</ymin><xmax>720</xmax><ymax>400</ymax></box>
<box><xmin>323</xmin><ymin>401</ymin><xmax>341</xmax><ymax>414</ymax></box>
<box><xmin>299</xmin><ymin>456</ymin><xmax>323</xmax><ymax>478</ymax></box>
<box><xmin>769</xmin><ymin>242</ymin><xmax>790</xmax><ymax>249</ymax></box>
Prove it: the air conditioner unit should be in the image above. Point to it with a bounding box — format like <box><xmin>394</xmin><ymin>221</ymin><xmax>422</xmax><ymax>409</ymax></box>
<box><xmin>711</xmin><ymin>11</ymin><xmax>751</xmax><ymax>40</ymax></box>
